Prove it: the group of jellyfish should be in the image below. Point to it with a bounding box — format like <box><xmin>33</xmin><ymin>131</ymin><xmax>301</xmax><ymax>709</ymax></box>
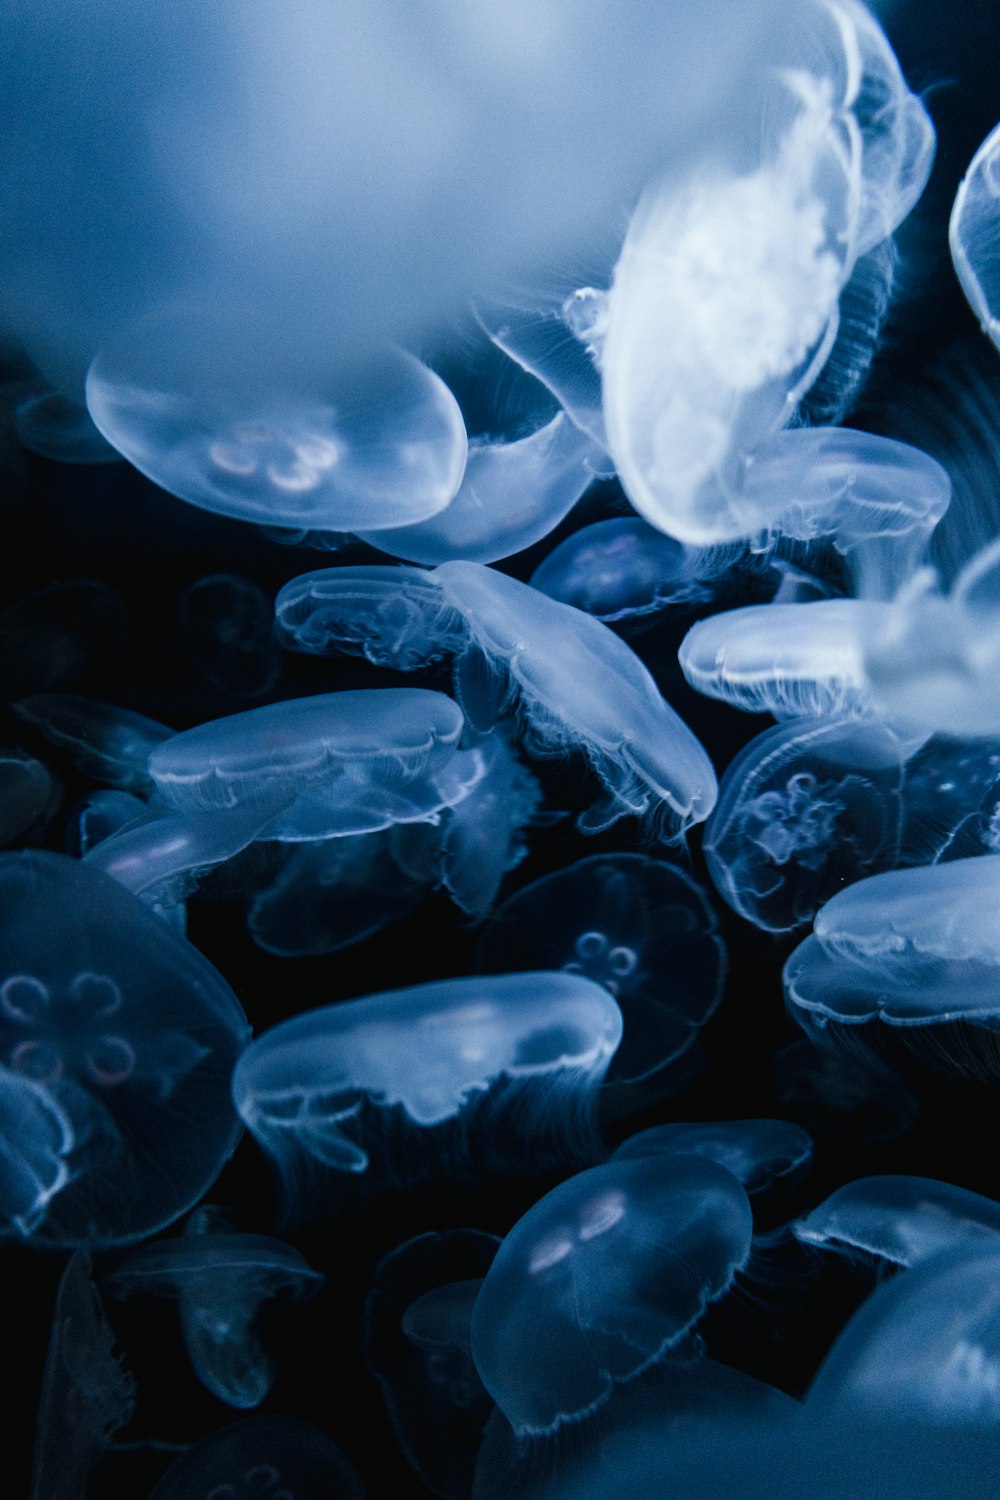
<box><xmin>2</xmin><ymin>0</ymin><xmax>1000</xmax><ymax>1495</ymax></box>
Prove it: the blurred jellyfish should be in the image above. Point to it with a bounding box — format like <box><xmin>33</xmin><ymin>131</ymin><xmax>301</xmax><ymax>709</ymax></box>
<box><xmin>470</xmin><ymin>1154</ymin><xmax>753</xmax><ymax>1435</ymax></box>
<box><xmin>950</xmin><ymin>120</ymin><xmax>1000</xmax><ymax>353</ymax></box>
<box><xmin>13</xmin><ymin>694</ymin><xmax>172</xmax><ymax>796</ymax></box>
<box><xmin>795</xmin><ymin>1176</ymin><xmax>1000</xmax><ymax>1270</ymax></box>
<box><xmin>613</xmin><ymin>1118</ymin><xmax>813</xmax><ymax>1197</ymax></box>
<box><xmin>476</xmin><ymin>854</ymin><xmax>725</xmax><ymax>1110</ymax></box>
<box><xmin>529</xmin><ymin>518</ymin><xmax>714</xmax><ymax>626</ymax></box>
<box><xmin>87</xmin><ymin>308</ymin><xmax>469</xmax><ymax>532</ymax></box>
<box><xmin>147</xmin><ymin>1414</ymin><xmax>363</xmax><ymax>1500</ymax></box>
<box><xmin>68</xmin><ymin>790</ymin><xmax>153</xmax><ymax>857</ymax></box>
<box><xmin>898</xmin><ymin>737</ymin><xmax>1000</xmax><ymax>866</ymax></box>
<box><xmin>108</xmin><ymin>1204</ymin><xmax>323</xmax><ymax>1409</ymax></box>
<box><xmin>274</xmin><ymin>565</ymin><xmax>467</xmax><ymax>669</ymax></box>
<box><xmin>30</xmin><ymin>1252</ymin><xmax>135</xmax><ymax>1500</ymax></box>
<box><xmin>0</xmin><ymin>748</ymin><xmax>55</xmax><ymax>845</ymax></box>
<box><xmin>774</xmin><ymin>1037</ymin><xmax>919</xmax><ymax>1143</ymax></box>
<box><xmin>0</xmin><ymin>851</ymin><xmax>249</xmax><ymax>1246</ymax></box>
<box><xmin>704</xmin><ymin>718</ymin><xmax>905</xmax><ymax>932</ymax></box>
<box><xmin>14</xmin><ymin>390</ymin><xmax>121</xmax><ymax>463</ymax></box>
<box><xmin>0</xmin><ymin>1065</ymin><xmax>74</xmax><ymax>1236</ymax></box>
<box><xmin>0</xmin><ymin>582</ymin><xmax>129</xmax><ymax>698</ymax></box>
<box><xmin>178</xmin><ymin>574</ymin><xmax>283</xmax><ymax>700</ymax></box>
<box><xmin>365</xmin><ymin>1229</ymin><xmax>499</xmax><ymax>1499</ymax></box>
<box><xmin>232</xmin><ymin>972</ymin><xmax>622</xmax><ymax>1214</ymax></box>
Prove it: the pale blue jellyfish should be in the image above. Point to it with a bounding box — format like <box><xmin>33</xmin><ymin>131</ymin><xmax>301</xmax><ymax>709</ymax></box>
<box><xmin>470</xmin><ymin>1154</ymin><xmax>753</xmax><ymax>1434</ymax></box>
<box><xmin>232</xmin><ymin>972</ymin><xmax>622</xmax><ymax>1211</ymax></box>
<box><xmin>148</xmin><ymin>1414</ymin><xmax>364</xmax><ymax>1500</ymax></box>
<box><xmin>86</xmin><ymin>308</ymin><xmax>469</xmax><ymax>532</ymax></box>
<box><xmin>795</xmin><ymin>1176</ymin><xmax>1000</xmax><ymax>1269</ymax></box>
<box><xmin>476</xmin><ymin>853</ymin><xmax>725</xmax><ymax>1109</ymax></box>
<box><xmin>949</xmin><ymin>120</ymin><xmax>1000</xmax><ymax>353</ymax></box>
<box><xmin>108</xmin><ymin>1204</ymin><xmax>323</xmax><ymax>1409</ymax></box>
<box><xmin>529</xmin><ymin>517</ymin><xmax>714</xmax><ymax>624</ymax></box>
<box><xmin>178</xmin><ymin>573</ymin><xmax>283</xmax><ymax>700</ymax></box>
<box><xmin>704</xmin><ymin>718</ymin><xmax>905</xmax><ymax>932</ymax></box>
<box><xmin>13</xmin><ymin>693</ymin><xmax>172</xmax><ymax>796</ymax></box>
<box><xmin>274</xmin><ymin>565</ymin><xmax>467</xmax><ymax>669</ymax></box>
<box><xmin>0</xmin><ymin>749</ymin><xmax>54</xmax><ymax>845</ymax></box>
<box><xmin>614</xmin><ymin>1118</ymin><xmax>813</xmax><ymax>1196</ymax></box>
<box><xmin>0</xmin><ymin>850</ymin><xmax>249</xmax><ymax>1246</ymax></box>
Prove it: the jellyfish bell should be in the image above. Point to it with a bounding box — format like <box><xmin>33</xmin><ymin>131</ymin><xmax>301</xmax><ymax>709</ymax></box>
<box><xmin>13</xmin><ymin>693</ymin><xmax>173</xmax><ymax>796</ymax></box>
<box><xmin>949</xmin><ymin>119</ymin><xmax>1000</xmax><ymax>354</ymax></box>
<box><xmin>147</xmin><ymin>1414</ymin><xmax>363</xmax><ymax>1500</ymax></box>
<box><xmin>613</xmin><ymin>1118</ymin><xmax>814</xmax><ymax>1197</ymax></box>
<box><xmin>529</xmin><ymin>517</ymin><xmax>714</xmax><ymax>626</ymax></box>
<box><xmin>0</xmin><ymin>1064</ymin><xmax>75</xmax><ymax>1237</ymax></box>
<box><xmin>794</xmin><ymin>1175</ymin><xmax>1000</xmax><ymax>1270</ymax></box>
<box><xmin>274</xmin><ymin>565</ymin><xmax>467</xmax><ymax>671</ymax></box>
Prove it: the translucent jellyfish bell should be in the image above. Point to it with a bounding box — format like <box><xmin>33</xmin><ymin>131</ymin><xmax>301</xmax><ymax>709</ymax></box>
<box><xmin>86</xmin><ymin>308</ymin><xmax>468</xmax><ymax>531</ymax></box>
<box><xmin>14</xmin><ymin>390</ymin><xmax>121</xmax><ymax>464</ymax></box>
<box><xmin>529</xmin><ymin>517</ymin><xmax>714</xmax><ymax>625</ymax></box>
<box><xmin>231</xmin><ymin>972</ymin><xmax>622</xmax><ymax>1213</ymax></box>
<box><xmin>0</xmin><ymin>851</ymin><xmax>250</xmax><ymax>1247</ymax></box>
<box><xmin>949</xmin><ymin>120</ymin><xmax>1000</xmax><ymax>353</ymax></box>
<box><xmin>0</xmin><ymin>1064</ymin><xmax>74</xmax><ymax>1237</ymax></box>
<box><xmin>795</xmin><ymin>1176</ymin><xmax>1000</xmax><ymax>1269</ymax></box>
<box><xmin>274</xmin><ymin>565</ymin><xmax>467</xmax><ymax>670</ymax></box>
<box><xmin>0</xmin><ymin>748</ymin><xmax>54</xmax><ymax>845</ymax></box>
<box><xmin>704</xmin><ymin>717</ymin><xmax>905</xmax><ymax>932</ymax></box>
<box><xmin>470</xmin><ymin>1154</ymin><xmax>753</xmax><ymax>1435</ymax></box>
<box><xmin>614</xmin><ymin>1118</ymin><xmax>813</xmax><ymax>1196</ymax></box>
<box><xmin>108</xmin><ymin>1204</ymin><xmax>323</xmax><ymax>1409</ymax></box>
<box><xmin>13</xmin><ymin>693</ymin><xmax>173</xmax><ymax>796</ymax></box>
<box><xmin>178</xmin><ymin>573</ymin><xmax>283</xmax><ymax>701</ymax></box>
<box><xmin>148</xmin><ymin>1415</ymin><xmax>364</xmax><ymax>1500</ymax></box>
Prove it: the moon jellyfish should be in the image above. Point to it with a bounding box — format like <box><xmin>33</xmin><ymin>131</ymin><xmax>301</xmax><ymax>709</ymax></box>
<box><xmin>13</xmin><ymin>694</ymin><xmax>172</xmax><ymax>796</ymax></box>
<box><xmin>679</xmin><ymin>599</ymin><xmax>890</xmax><ymax>718</ymax></box>
<box><xmin>147</xmin><ymin>689</ymin><xmax>482</xmax><ymax>841</ymax></box>
<box><xmin>0</xmin><ymin>1065</ymin><xmax>74</xmax><ymax>1236</ymax></box>
<box><xmin>704</xmin><ymin>718</ymin><xmax>904</xmax><ymax>932</ymax></box>
<box><xmin>795</xmin><ymin>1176</ymin><xmax>1000</xmax><ymax>1270</ymax></box>
<box><xmin>470</xmin><ymin>1154</ymin><xmax>753</xmax><ymax>1435</ymax></box>
<box><xmin>178</xmin><ymin>574</ymin><xmax>283</xmax><ymax>701</ymax></box>
<box><xmin>86</xmin><ymin>308</ymin><xmax>469</xmax><ymax>531</ymax></box>
<box><xmin>614</xmin><ymin>1118</ymin><xmax>813</xmax><ymax>1197</ymax></box>
<box><xmin>476</xmin><ymin>854</ymin><xmax>725</xmax><ymax>1110</ymax></box>
<box><xmin>0</xmin><ymin>851</ymin><xmax>249</xmax><ymax>1246</ymax></box>
<box><xmin>14</xmin><ymin>390</ymin><xmax>121</xmax><ymax>464</ymax></box>
<box><xmin>148</xmin><ymin>1415</ymin><xmax>364</xmax><ymax>1500</ymax></box>
<box><xmin>355</xmin><ymin>413</ymin><xmax>599</xmax><ymax>566</ymax></box>
<box><xmin>30</xmin><ymin>1252</ymin><xmax>135</xmax><ymax>1500</ymax></box>
<box><xmin>274</xmin><ymin>565</ymin><xmax>468</xmax><ymax>670</ymax></box>
<box><xmin>365</xmin><ymin>1228</ymin><xmax>499</xmax><ymax>1499</ymax></box>
<box><xmin>950</xmin><ymin>120</ymin><xmax>1000</xmax><ymax>353</ymax></box>
<box><xmin>0</xmin><ymin>748</ymin><xmax>55</xmax><ymax>845</ymax></box>
<box><xmin>232</xmin><ymin>972</ymin><xmax>622</xmax><ymax>1213</ymax></box>
<box><xmin>108</xmin><ymin>1204</ymin><xmax>323</xmax><ymax>1409</ymax></box>
<box><xmin>529</xmin><ymin>518</ymin><xmax>714</xmax><ymax>625</ymax></box>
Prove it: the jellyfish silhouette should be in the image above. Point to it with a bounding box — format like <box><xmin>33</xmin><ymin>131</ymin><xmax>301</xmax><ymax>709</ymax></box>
<box><xmin>614</xmin><ymin>1118</ymin><xmax>813</xmax><ymax>1197</ymax></box>
<box><xmin>178</xmin><ymin>574</ymin><xmax>283</xmax><ymax>700</ymax></box>
<box><xmin>529</xmin><ymin>517</ymin><xmax>714</xmax><ymax>626</ymax></box>
<box><xmin>0</xmin><ymin>748</ymin><xmax>55</xmax><ymax>845</ymax></box>
<box><xmin>147</xmin><ymin>1414</ymin><xmax>364</xmax><ymax>1500</ymax></box>
<box><xmin>13</xmin><ymin>693</ymin><xmax>172</xmax><ymax>796</ymax></box>
<box><xmin>795</xmin><ymin>1175</ymin><xmax>1000</xmax><ymax>1270</ymax></box>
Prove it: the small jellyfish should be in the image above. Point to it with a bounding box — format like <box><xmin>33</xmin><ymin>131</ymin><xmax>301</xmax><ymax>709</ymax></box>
<box><xmin>365</xmin><ymin>1228</ymin><xmax>499</xmax><ymax>1499</ymax></box>
<box><xmin>13</xmin><ymin>694</ymin><xmax>173</xmax><ymax>796</ymax></box>
<box><xmin>795</xmin><ymin>1176</ymin><xmax>1000</xmax><ymax>1270</ymax></box>
<box><xmin>86</xmin><ymin>307</ymin><xmax>468</xmax><ymax>531</ymax></box>
<box><xmin>949</xmin><ymin>120</ymin><xmax>1000</xmax><ymax>353</ymax></box>
<box><xmin>529</xmin><ymin>517</ymin><xmax>714</xmax><ymax>626</ymax></box>
<box><xmin>470</xmin><ymin>1154</ymin><xmax>753</xmax><ymax>1435</ymax></box>
<box><xmin>147</xmin><ymin>689</ymin><xmax>482</xmax><ymax>841</ymax></box>
<box><xmin>613</xmin><ymin>1118</ymin><xmax>813</xmax><ymax>1197</ymax></box>
<box><xmin>274</xmin><ymin>566</ymin><xmax>468</xmax><ymax>669</ymax></box>
<box><xmin>0</xmin><ymin>748</ymin><xmax>55</xmax><ymax>845</ymax></box>
<box><xmin>147</xmin><ymin>1415</ymin><xmax>364</xmax><ymax>1500</ymax></box>
<box><xmin>0</xmin><ymin>851</ymin><xmax>249</xmax><ymax>1247</ymax></box>
<box><xmin>178</xmin><ymin>574</ymin><xmax>283</xmax><ymax>700</ymax></box>
<box><xmin>476</xmin><ymin>854</ymin><xmax>725</xmax><ymax>1110</ymax></box>
<box><xmin>108</xmin><ymin>1204</ymin><xmax>323</xmax><ymax>1409</ymax></box>
<box><xmin>704</xmin><ymin>717</ymin><xmax>905</xmax><ymax>933</ymax></box>
<box><xmin>232</xmin><ymin>972</ymin><xmax>622</xmax><ymax>1214</ymax></box>
<box><xmin>14</xmin><ymin>390</ymin><xmax>122</xmax><ymax>463</ymax></box>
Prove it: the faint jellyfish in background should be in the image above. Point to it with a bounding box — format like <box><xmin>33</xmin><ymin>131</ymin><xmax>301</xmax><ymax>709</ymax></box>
<box><xmin>30</xmin><ymin>1252</ymin><xmax>135</xmax><ymax>1500</ymax></box>
<box><xmin>470</xmin><ymin>1154</ymin><xmax>753</xmax><ymax>1436</ymax></box>
<box><xmin>86</xmin><ymin>306</ymin><xmax>468</xmax><ymax>532</ymax></box>
<box><xmin>0</xmin><ymin>582</ymin><xmax>129</xmax><ymax>698</ymax></box>
<box><xmin>0</xmin><ymin>1065</ymin><xmax>74</xmax><ymax>1237</ymax></box>
<box><xmin>794</xmin><ymin>1175</ymin><xmax>1000</xmax><ymax>1271</ymax></box>
<box><xmin>232</xmin><ymin>972</ymin><xmax>622</xmax><ymax>1219</ymax></box>
<box><xmin>898</xmin><ymin>736</ymin><xmax>1000</xmax><ymax>866</ymax></box>
<box><xmin>0</xmin><ymin>748</ymin><xmax>56</xmax><ymax>845</ymax></box>
<box><xmin>774</xmin><ymin>1037</ymin><xmax>919</xmax><ymax>1143</ymax></box>
<box><xmin>13</xmin><ymin>693</ymin><xmax>173</xmax><ymax>796</ymax></box>
<box><xmin>108</xmin><ymin>1204</ymin><xmax>323</xmax><ymax>1409</ymax></box>
<box><xmin>0</xmin><ymin>851</ymin><xmax>250</xmax><ymax>1247</ymax></box>
<box><xmin>529</xmin><ymin>517</ymin><xmax>715</xmax><ymax>628</ymax></box>
<box><xmin>178</xmin><ymin>574</ymin><xmax>283</xmax><ymax>700</ymax></box>
<box><xmin>365</xmin><ymin>1228</ymin><xmax>499</xmax><ymax>1500</ymax></box>
<box><xmin>14</xmin><ymin>389</ymin><xmax>122</xmax><ymax>463</ymax></box>
<box><xmin>950</xmin><ymin>119</ymin><xmax>1000</xmax><ymax>353</ymax></box>
<box><xmin>704</xmin><ymin>718</ymin><xmax>905</xmax><ymax>933</ymax></box>
<box><xmin>613</xmin><ymin>1118</ymin><xmax>813</xmax><ymax>1198</ymax></box>
<box><xmin>147</xmin><ymin>1415</ymin><xmax>364</xmax><ymax>1500</ymax></box>
<box><xmin>476</xmin><ymin>854</ymin><xmax>725</xmax><ymax>1114</ymax></box>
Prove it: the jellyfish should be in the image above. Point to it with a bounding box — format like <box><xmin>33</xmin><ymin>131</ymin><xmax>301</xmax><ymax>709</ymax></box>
<box><xmin>704</xmin><ymin>717</ymin><xmax>905</xmax><ymax>932</ymax></box>
<box><xmin>147</xmin><ymin>689</ymin><xmax>483</xmax><ymax>841</ymax></box>
<box><xmin>949</xmin><ymin>119</ymin><xmax>1000</xmax><ymax>353</ymax></box>
<box><xmin>898</xmin><ymin>736</ymin><xmax>1000</xmax><ymax>866</ymax></box>
<box><xmin>108</xmin><ymin>1204</ymin><xmax>323</xmax><ymax>1409</ymax></box>
<box><xmin>86</xmin><ymin>307</ymin><xmax>469</xmax><ymax>532</ymax></box>
<box><xmin>795</xmin><ymin>1176</ymin><xmax>1000</xmax><ymax>1270</ymax></box>
<box><xmin>14</xmin><ymin>390</ymin><xmax>121</xmax><ymax>463</ymax></box>
<box><xmin>613</xmin><ymin>1118</ymin><xmax>813</xmax><ymax>1197</ymax></box>
<box><xmin>274</xmin><ymin>565</ymin><xmax>467</xmax><ymax>670</ymax></box>
<box><xmin>365</xmin><ymin>1228</ymin><xmax>499</xmax><ymax>1499</ymax></box>
<box><xmin>147</xmin><ymin>1415</ymin><xmax>364</xmax><ymax>1500</ymax></box>
<box><xmin>178</xmin><ymin>574</ymin><xmax>283</xmax><ymax>700</ymax></box>
<box><xmin>0</xmin><ymin>581</ymin><xmax>129</xmax><ymax>698</ymax></box>
<box><xmin>69</xmin><ymin>790</ymin><xmax>153</xmax><ymax>856</ymax></box>
<box><xmin>470</xmin><ymin>1153</ymin><xmax>753</xmax><ymax>1435</ymax></box>
<box><xmin>529</xmin><ymin>517</ymin><xmax>714</xmax><ymax>626</ymax></box>
<box><xmin>0</xmin><ymin>850</ymin><xmax>249</xmax><ymax>1246</ymax></box>
<box><xmin>0</xmin><ymin>748</ymin><xmax>55</xmax><ymax>845</ymax></box>
<box><xmin>13</xmin><ymin>694</ymin><xmax>173</xmax><ymax>796</ymax></box>
<box><xmin>0</xmin><ymin>1064</ymin><xmax>75</xmax><ymax>1237</ymax></box>
<box><xmin>476</xmin><ymin>854</ymin><xmax>725</xmax><ymax>1110</ymax></box>
<box><xmin>30</xmin><ymin>1252</ymin><xmax>135</xmax><ymax>1500</ymax></box>
<box><xmin>231</xmin><ymin>972</ymin><xmax>622</xmax><ymax>1213</ymax></box>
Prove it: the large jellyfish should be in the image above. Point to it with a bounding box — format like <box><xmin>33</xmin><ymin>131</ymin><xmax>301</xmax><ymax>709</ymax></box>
<box><xmin>795</xmin><ymin>1175</ymin><xmax>1000</xmax><ymax>1269</ymax></box>
<box><xmin>949</xmin><ymin>120</ymin><xmax>1000</xmax><ymax>353</ymax></box>
<box><xmin>232</xmin><ymin>972</ymin><xmax>621</xmax><ymax>1213</ymax></box>
<box><xmin>0</xmin><ymin>850</ymin><xmax>249</xmax><ymax>1246</ymax></box>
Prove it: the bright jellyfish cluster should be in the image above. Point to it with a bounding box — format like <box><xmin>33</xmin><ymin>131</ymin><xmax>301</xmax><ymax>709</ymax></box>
<box><xmin>2</xmin><ymin>1</ymin><xmax>1000</xmax><ymax>1496</ymax></box>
